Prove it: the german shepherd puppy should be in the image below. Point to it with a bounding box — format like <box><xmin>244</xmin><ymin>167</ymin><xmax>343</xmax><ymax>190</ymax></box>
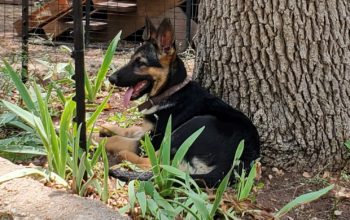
<box><xmin>100</xmin><ymin>18</ymin><xmax>260</xmax><ymax>187</ymax></box>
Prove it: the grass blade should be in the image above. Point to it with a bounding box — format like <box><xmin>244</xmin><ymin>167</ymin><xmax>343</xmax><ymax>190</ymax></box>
<box><xmin>186</xmin><ymin>191</ymin><xmax>210</xmax><ymax>220</ymax></box>
<box><xmin>171</xmin><ymin>126</ymin><xmax>204</xmax><ymax>167</ymax></box>
<box><xmin>101</xmin><ymin>143</ymin><xmax>109</xmax><ymax>202</ymax></box>
<box><xmin>233</xmin><ymin>140</ymin><xmax>245</xmax><ymax>164</ymax></box>
<box><xmin>92</xmin><ymin>31</ymin><xmax>121</xmax><ymax>101</ymax></box>
<box><xmin>275</xmin><ymin>184</ymin><xmax>334</xmax><ymax>218</ymax></box>
<box><xmin>136</xmin><ymin>191</ymin><xmax>147</xmax><ymax>217</ymax></box>
<box><xmin>91</xmin><ymin>139</ymin><xmax>104</xmax><ymax>167</ymax></box>
<box><xmin>86</xmin><ymin>91</ymin><xmax>112</xmax><ymax>129</ymax></box>
<box><xmin>2</xmin><ymin>100</ymin><xmax>37</xmax><ymax>128</ymax></box>
<box><xmin>76</xmin><ymin>152</ymin><xmax>87</xmax><ymax>193</ymax></box>
<box><xmin>144</xmin><ymin>134</ymin><xmax>162</xmax><ymax>184</ymax></box>
<box><xmin>0</xmin><ymin>143</ymin><xmax>46</xmax><ymax>155</ymax></box>
<box><xmin>0</xmin><ymin>168</ymin><xmax>67</xmax><ymax>186</ymax></box>
<box><xmin>210</xmin><ymin>166</ymin><xmax>233</xmax><ymax>218</ymax></box>
<box><xmin>84</xmin><ymin>70</ymin><xmax>94</xmax><ymax>101</ymax></box>
<box><xmin>160</xmin><ymin>116</ymin><xmax>172</xmax><ymax>166</ymax></box>
<box><xmin>238</xmin><ymin>162</ymin><xmax>257</xmax><ymax>201</ymax></box>
<box><xmin>128</xmin><ymin>180</ymin><xmax>136</xmax><ymax>210</ymax></box>
<box><xmin>59</xmin><ymin>99</ymin><xmax>76</xmax><ymax>177</ymax></box>
<box><xmin>3</xmin><ymin>60</ymin><xmax>36</xmax><ymax>111</ymax></box>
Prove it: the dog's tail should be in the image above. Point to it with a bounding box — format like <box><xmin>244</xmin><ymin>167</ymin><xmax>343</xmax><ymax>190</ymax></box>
<box><xmin>109</xmin><ymin>168</ymin><xmax>153</xmax><ymax>182</ymax></box>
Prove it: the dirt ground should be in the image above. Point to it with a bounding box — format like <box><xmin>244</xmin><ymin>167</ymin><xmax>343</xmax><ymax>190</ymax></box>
<box><xmin>1</xmin><ymin>4</ymin><xmax>350</xmax><ymax>219</ymax></box>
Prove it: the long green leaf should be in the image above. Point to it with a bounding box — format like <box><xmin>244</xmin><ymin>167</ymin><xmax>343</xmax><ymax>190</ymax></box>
<box><xmin>3</xmin><ymin>60</ymin><xmax>35</xmax><ymax>111</ymax></box>
<box><xmin>169</xmin><ymin>199</ymin><xmax>200</xmax><ymax>220</ymax></box>
<box><xmin>91</xmin><ymin>139</ymin><xmax>104</xmax><ymax>167</ymax></box>
<box><xmin>0</xmin><ymin>168</ymin><xmax>67</xmax><ymax>186</ymax></box>
<box><xmin>84</xmin><ymin>70</ymin><xmax>94</xmax><ymax>101</ymax></box>
<box><xmin>171</xmin><ymin>126</ymin><xmax>205</xmax><ymax>167</ymax></box>
<box><xmin>79</xmin><ymin>174</ymin><xmax>96</xmax><ymax>197</ymax></box>
<box><xmin>275</xmin><ymin>184</ymin><xmax>334</xmax><ymax>218</ymax></box>
<box><xmin>136</xmin><ymin>191</ymin><xmax>147</xmax><ymax>217</ymax></box>
<box><xmin>144</xmin><ymin>134</ymin><xmax>162</xmax><ymax>185</ymax></box>
<box><xmin>210</xmin><ymin>166</ymin><xmax>233</xmax><ymax>218</ymax></box>
<box><xmin>233</xmin><ymin>140</ymin><xmax>245</xmax><ymax>164</ymax></box>
<box><xmin>8</xmin><ymin>120</ymin><xmax>33</xmax><ymax>132</ymax></box>
<box><xmin>86</xmin><ymin>91</ymin><xmax>112</xmax><ymax>129</ymax></box>
<box><xmin>238</xmin><ymin>162</ymin><xmax>257</xmax><ymax>201</ymax></box>
<box><xmin>101</xmin><ymin>143</ymin><xmax>109</xmax><ymax>202</ymax></box>
<box><xmin>160</xmin><ymin>116</ymin><xmax>172</xmax><ymax>166</ymax></box>
<box><xmin>186</xmin><ymin>191</ymin><xmax>210</xmax><ymax>220</ymax></box>
<box><xmin>72</xmin><ymin>125</ymin><xmax>82</xmax><ymax>182</ymax></box>
<box><xmin>0</xmin><ymin>144</ymin><xmax>46</xmax><ymax>155</ymax></box>
<box><xmin>76</xmin><ymin>152</ymin><xmax>87</xmax><ymax>193</ymax></box>
<box><xmin>2</xmin><ymin>100</ymin><xmax>37</xmax><ymax>128</ymax></box>
<box><xmin>128</xmin><ymin>180</ymin><xmax>136</xmax><ymax>210</ymax></box>
<box><xmin>59</xmin><ymin>99</ymin><xmax>76</xmax><ymax>178</ymax></box>
<box><xmin>91</xmin><ymin>31</ymin><xmax>121</xmax><ymax>101</ymax></box>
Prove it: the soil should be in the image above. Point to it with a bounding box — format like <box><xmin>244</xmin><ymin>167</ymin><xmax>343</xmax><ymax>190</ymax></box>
<box><xmin>256</xmin><ymin>169</ymin><xmax>350</xmax><ymax>220</ymax></box>
<box><xmin>1</xmin><ymin>4</ymin><xmax>350</xmax><ymax>219</ymax></box>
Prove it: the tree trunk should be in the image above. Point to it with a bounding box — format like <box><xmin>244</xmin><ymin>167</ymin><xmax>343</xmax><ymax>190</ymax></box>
<box><xmin>194</xmin><ymin>0</ymin><xmax>350</xmax><ymax>171</ymax></box>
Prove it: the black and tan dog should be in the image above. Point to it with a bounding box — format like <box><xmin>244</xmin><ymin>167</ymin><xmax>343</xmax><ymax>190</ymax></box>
<box><xmin>99</xmin><ymin>18</ymin><xmax>260</xmax><ymax>187</ymax></box>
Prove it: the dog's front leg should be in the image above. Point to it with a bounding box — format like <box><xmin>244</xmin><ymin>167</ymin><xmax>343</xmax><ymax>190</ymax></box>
<box><xmin>117</xmin><ymin>150</ymin><xmax>151</xmax><ymax>170</ymax></box>
<box><xmin>100</xmin><ymin>120</ymin><xmax>153</xmax><ymax>139</ymax></box>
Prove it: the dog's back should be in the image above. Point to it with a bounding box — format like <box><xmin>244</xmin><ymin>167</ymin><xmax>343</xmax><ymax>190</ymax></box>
<box><xmin>144</xmin><ymin>78</ymin><xmax>260</xmax><ymax>187</ymax></box>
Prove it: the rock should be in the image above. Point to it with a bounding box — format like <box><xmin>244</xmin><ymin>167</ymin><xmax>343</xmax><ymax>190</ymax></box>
<box><xmin>0</xmin><ymin>157</ymin><xmax>128</xmax><ymax>220</ymax></box>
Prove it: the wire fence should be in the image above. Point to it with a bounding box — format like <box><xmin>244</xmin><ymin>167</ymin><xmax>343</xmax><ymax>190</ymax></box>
<box><xmin>0</xmin><ymin>0</ymin><xmax>198</xmax><ymax>101</ymax></box>
<box><xmin>0</xmin><ymin>0</ymin><xmax>199</xmax><ymax>51</ymax></box>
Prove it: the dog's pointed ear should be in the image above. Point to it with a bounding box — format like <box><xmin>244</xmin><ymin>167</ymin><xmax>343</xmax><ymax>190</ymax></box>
<box><xmin>142</xmin><ymin>16</ymin><xmax>157</xmax><ymax>41</ymax></box>
<box><xmin>157</xmin><ymin>18</ymin><xmax>175</xmax><ymax>53</ymax></box>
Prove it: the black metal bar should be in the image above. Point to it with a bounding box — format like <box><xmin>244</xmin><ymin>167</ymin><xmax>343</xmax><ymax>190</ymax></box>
<box><xmin>185</xmin><ymin>0</ymin><xmax>192</xmax><ymax>49</ymax></box>
<box><xmin>73</xmin><ymin>0</ymin><xmax>87</xmax><ymax>150</ymax></box>
<box><xmin>85</xmin><ymin>0</ymin><xmax>91</xmax><ymax>46</ymax></box>
<box><xmin>21</xmin><ymin>0</ymin><xmax>29</xmax><ymax>83</ymax></box>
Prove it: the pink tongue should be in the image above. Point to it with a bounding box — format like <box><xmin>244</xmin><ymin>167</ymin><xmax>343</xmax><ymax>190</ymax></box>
<box><xmin>123</xmin><ymin>87</ymin><xmax>134</xmax><ymax>108</ymax></box>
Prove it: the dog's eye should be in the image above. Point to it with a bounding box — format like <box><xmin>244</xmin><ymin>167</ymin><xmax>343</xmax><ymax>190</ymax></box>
<box><xmin>134</xmin><ymin>57</ymin><xmax>147</xmax><ymax>67</ymax></box>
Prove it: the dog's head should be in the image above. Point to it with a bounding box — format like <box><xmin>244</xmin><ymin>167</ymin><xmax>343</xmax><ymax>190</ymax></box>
<box><xmin>109</xmin><ymin>17</ymin><xmax>186</xmax><ymax>107</ymax></box>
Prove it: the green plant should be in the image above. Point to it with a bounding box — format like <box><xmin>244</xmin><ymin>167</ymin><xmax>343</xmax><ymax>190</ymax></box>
<box><xmin>108</xmin><ymin>107</ymin><xmax>143</xmax><ymax>128</ymax></box>
<box><xmin>1</xmin><ymin>62</ymin><xmax>110</xmax><ymax>201</ymax></box>
<box><xmin>274</xmin><ymin>184</ymin><xmax>334</xmax><ymax>219</ymax></box>
<box><xmin>0</xmin><ymin>167</ymin><xmax>68</xmax><ymax>186</ymax></box>
<box><xmin>0</xmin><ymin>112</ymin><xmax>45</xmax><ymax>158</ymax></box>
<box><xmin>84</xmin><ymin>31</ymin><xmax>121</xmax><ymax>102</ymax></box>
<box><xmin>67</xmin><ymin>126</ymin><xmax>109</xmax><ymax>200</ymax></box>
<box><xmin>142</xmin><ymin>116</ymin><xmax>205</xmax><ymax>194</ymax></box>
<box><xmin>236</xmin><ymin>159</ymin><xmax>257</xmax><ymax>200</ymax></box>
<box><xmin>121</xmin><ymin>117</ymin><xmax>246</xmax><ymax>219</ymax></box>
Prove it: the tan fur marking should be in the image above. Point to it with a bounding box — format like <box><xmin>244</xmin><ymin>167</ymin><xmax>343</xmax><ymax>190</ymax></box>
<box><xmin>100</xmin><ymin>135</ymin><xmax>139</xmax><ymax>154</ymax></box>
<box><xmin>143</xmin><ymin>67</ymin><xmax>169</xmax><ymax>96</ymax></box>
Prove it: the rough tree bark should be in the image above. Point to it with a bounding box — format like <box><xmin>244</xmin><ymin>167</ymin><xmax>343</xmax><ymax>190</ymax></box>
<box><xmin>194</xmin><ymin>0</ymin><xmax>350</xmax><ymax>171</ymax></box>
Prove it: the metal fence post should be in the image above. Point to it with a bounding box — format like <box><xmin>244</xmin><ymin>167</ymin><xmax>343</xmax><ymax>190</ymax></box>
<box><xmin>21</xmin><ymin>0</ymin><xmax>29</xmax><ymax>83</ymax></box>
<box><xmin>72</xmin><ymin>0</ymin><xmax>87</xmax><ymax>150</ymax></box>
<box><xmin>85</xmin><ymin>0</ymin><xmax>91</xmax><ymax>46</ymax></box>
